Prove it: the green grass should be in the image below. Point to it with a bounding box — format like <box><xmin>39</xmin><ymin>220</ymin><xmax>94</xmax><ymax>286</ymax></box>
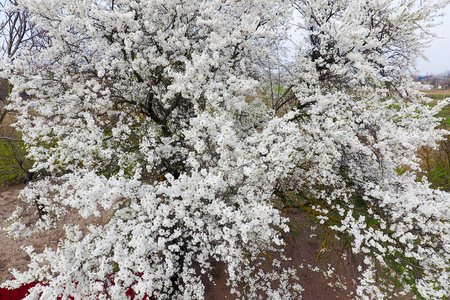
<box><xmin>427</xmin><ymin>159</ymin><xmax>450</xmax><ymax>191</ymax></box>
<box><xmin>422</xmin><ymin>89</ymin><xmax>450</xmax><ymax>101</ymax></box>
<box><xmin>0</xmin><ymin>115</ymin><xmax>30</xmax><ymax>185</ymax></box>
<box><xmin>390</xmin><ymin>99</ymin><xmax>450</xmax><ymax>126</ymax></box>
<box><xmin>421</xmin><ymin>102</ymin><xmax>450</xmax><ymax>126</ymax></box>
<box><xmin>422</xmin><ymin>89</ymin><xmax>450</xmax><ymax>124</ymax></box>
<box><xmin>419</xmin><ymin>91</ymin><xmax>450</xmax><ymax>191</ymax></box>
<box><xmin>437</xmin><ymin>105</ymin><xmax>450</xmax><ymax>126</ymax></box>
<box><xmin>427</xmin><ymin>94</ymin><xmax>449</xmax><ymax>101</ymax></box>
<box><xmin>0</xmin><ymin>139</ymin><xmax>28</xmax><ymax>184</ymax></box>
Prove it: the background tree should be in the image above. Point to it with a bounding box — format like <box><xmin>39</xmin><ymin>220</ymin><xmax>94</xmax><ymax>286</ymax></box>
<box><xmin>0</xmin><ymin>0</ymin><xmax>44</xmax><ymax>185</ymax></box>
<box><xmin>0</xmin><ymin>0</ymin><xmax>43</xmax><ymax>114</ymax></box>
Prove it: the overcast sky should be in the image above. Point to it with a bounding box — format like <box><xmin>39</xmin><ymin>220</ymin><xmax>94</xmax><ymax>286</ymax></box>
<box><xmin>416</xmin><ymin>5</ymin><xmax>450</xmax><ymax>75</ymax></box>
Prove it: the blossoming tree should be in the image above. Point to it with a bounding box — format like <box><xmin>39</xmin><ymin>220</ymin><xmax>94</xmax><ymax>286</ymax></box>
<box><xmin>1</xmin><ymin>0</ymin><xmax>450</xmax><ymax>299</ymax></box>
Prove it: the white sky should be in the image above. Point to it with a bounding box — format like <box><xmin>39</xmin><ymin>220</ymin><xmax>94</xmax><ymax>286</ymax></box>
<box><xmin>416</xmin><ymin>5</ymin><xmax>450</xmax><ymax>75</ymax></box>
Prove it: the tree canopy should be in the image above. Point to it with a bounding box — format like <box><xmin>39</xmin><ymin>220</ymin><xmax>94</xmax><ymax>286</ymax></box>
<box><xmin>1</xmin><ymin>0</ymin><xmax>450</xmax><ymax>299</ymax></box>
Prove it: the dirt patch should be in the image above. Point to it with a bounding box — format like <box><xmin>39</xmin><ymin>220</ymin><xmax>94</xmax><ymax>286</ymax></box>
<box><xmin>0</xmin><ymin>184</ymin><xmax>111</xmax><ymax>282</ymax></box>
<box><xmin>1</xmin><ymin>184</ymin><xmax>359</xmax><ymax>299</ymax></box>
<box><xmin>0</xmin><ymin>184</ymin><xmax>36</xmax><ymax>282</ymax></box>
<box><xmin>189</xmin><ymin>208</ymin><xmax>360</xmax><ymax>299</ymax></box>
<box><xmin>279</xmin><ymin>209</ymin><xmax>359</xmax><ymax>299</ymax></box>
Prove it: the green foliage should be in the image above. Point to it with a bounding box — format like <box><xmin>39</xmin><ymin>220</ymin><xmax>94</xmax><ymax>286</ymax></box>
<box><xmin>0</xmin><ymin>138</ymin><xmax>29</xmax><ymax>185</ymax></box>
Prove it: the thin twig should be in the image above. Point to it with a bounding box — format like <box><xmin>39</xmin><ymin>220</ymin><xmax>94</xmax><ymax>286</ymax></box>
<box><xmin>0</xmin><ymin>136</ymin><xmax>22</xmax><ymax>142</ymax></box>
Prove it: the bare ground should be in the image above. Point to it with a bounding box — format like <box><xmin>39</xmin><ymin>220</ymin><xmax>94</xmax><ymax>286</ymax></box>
<box><xmin>1</xmin><ymin>184</ymin><xmax>359</xmax><ymax>299</ymax></box>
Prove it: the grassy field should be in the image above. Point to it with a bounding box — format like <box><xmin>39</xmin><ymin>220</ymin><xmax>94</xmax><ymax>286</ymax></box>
<box><xmin>437</xmin><ymin>105</ymin><xmax>450</xmax><ymax>126</ymax></box>
<box><xmin>421</xmin><ymin>90</ymin><xmax>450</xmax><ymax>125</ymax></box>
<box><xmin>422</xmin><ymin>89</ymin><xmax>450</xmax><ymax>94</ymax></box>
<box><xmin>422</xmin><ymin>89</ymin><xmax>450</xmax><ymax>101</ymax></box>
<box><xmin>418</xmin><ymin>90</ymin><xmax>450</xmax><ymax>191</ymax></box>
<box><xmin>389</xmin><ymin>90</ymin><xmax>450</xmax><ymax>125</ymax></box>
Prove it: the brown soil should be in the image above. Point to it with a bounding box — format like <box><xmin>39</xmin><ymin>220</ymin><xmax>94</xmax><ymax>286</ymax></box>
<box><xmin>203</xmin><ymin>208</ymin><xmax>360</xmax><ymax>300</ymax></box>
<box><xmin>1</xmin><ymin>184</ymin><xmax>359</xmax><ymax>299</ymax></box>
<box><xmin>0</xmin><ymin>184</ymin><xmax>110</xmax><ymax>282</ymax></box>
<box><xmin>0</xmin><ymin>184</ymin><xmax>40</xmax><ymax>282</ymax></box>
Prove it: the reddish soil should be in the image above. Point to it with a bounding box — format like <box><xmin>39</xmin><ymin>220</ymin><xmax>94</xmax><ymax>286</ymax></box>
<box><xmin>203</xmin><ymin>208</ymin><xmax>360</xmax><ymax>299</ymax></box>
<box><xmin>1</xmin><ymin>184</ymin><xmax>359</xmax><ymax>299</ymax></box>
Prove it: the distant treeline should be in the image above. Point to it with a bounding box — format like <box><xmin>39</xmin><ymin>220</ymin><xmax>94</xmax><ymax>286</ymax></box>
<box><xmin>414</xmin><ymin>71</ymin><xmax>450</xmax><ymax>89</ymax></box>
